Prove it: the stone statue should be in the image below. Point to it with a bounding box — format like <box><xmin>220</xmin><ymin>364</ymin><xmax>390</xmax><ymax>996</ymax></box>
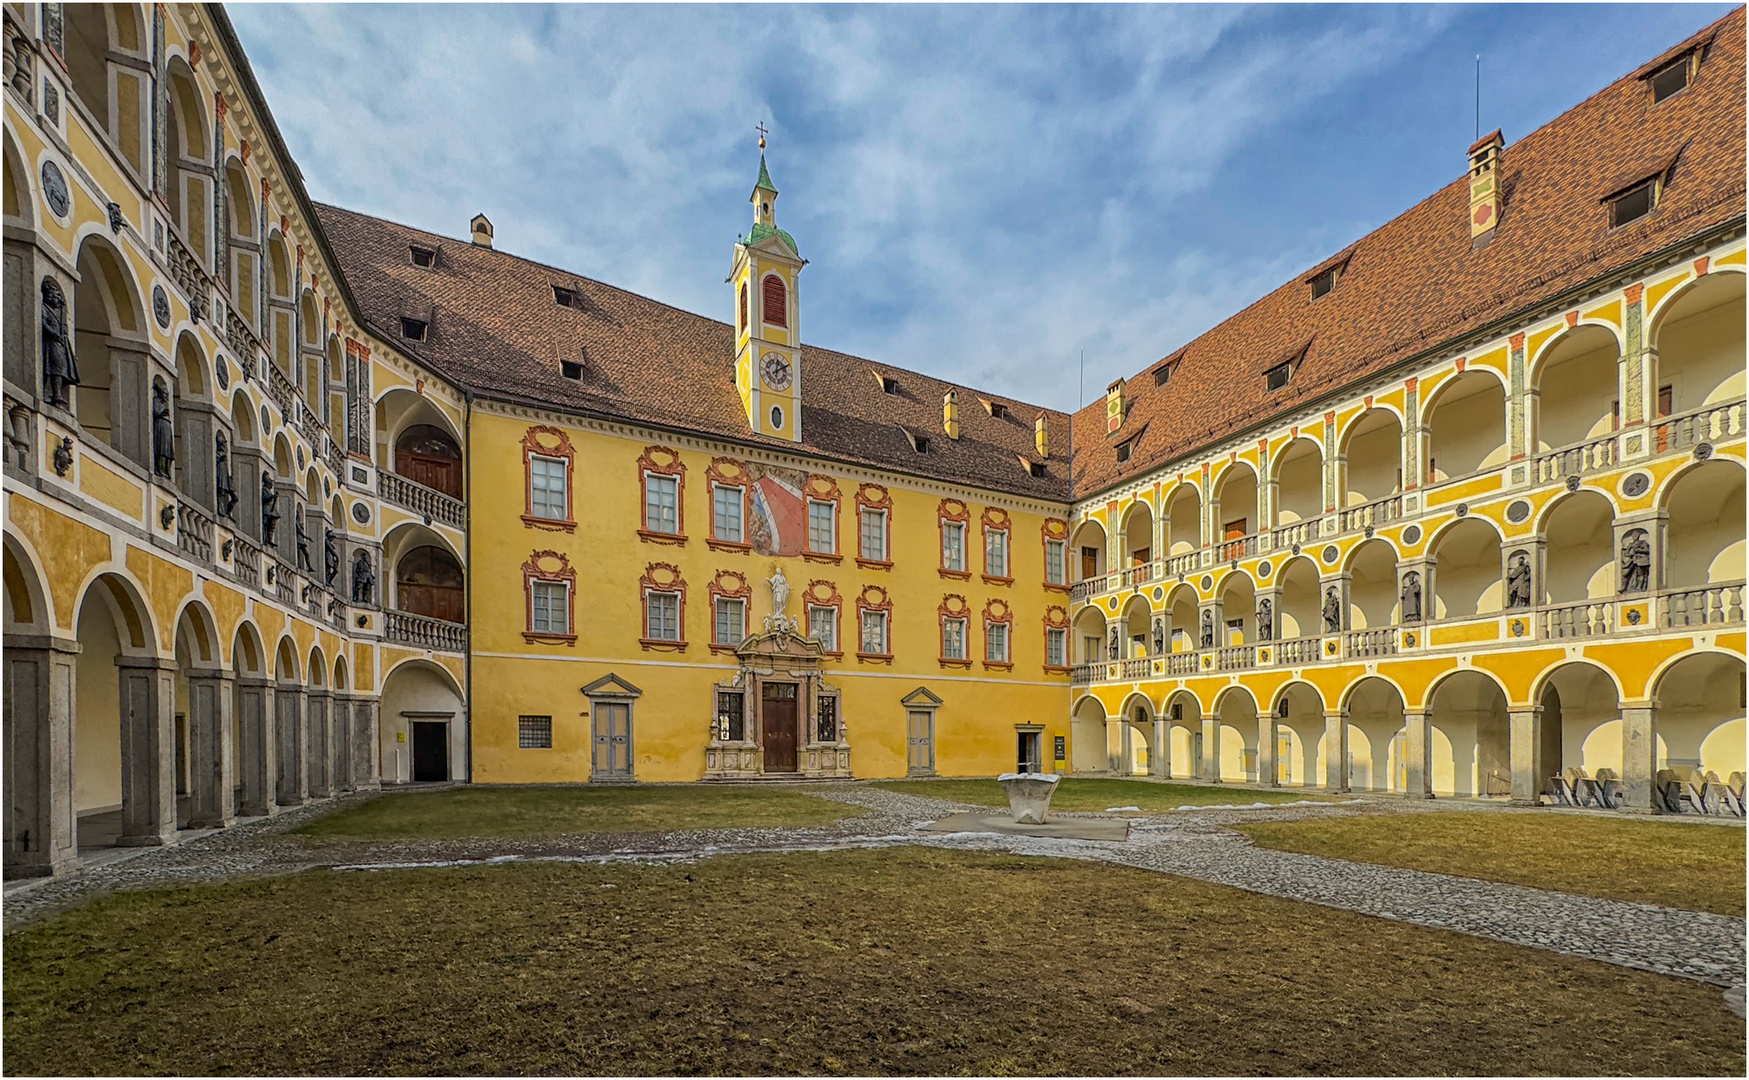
<box><xmin>260</xmin><ymin>470</ymin><xmax>280</xmax><ymax>545</ymax></box>
<box><xmin>1506</xmin><ymin>553</ymin><xmax>1532</xmax><ymax>609</ymax></box>
<box><xmin>150</xmin><ymin>380</ymin><xmax>174</xmax><ymax>477</ymax></box>
<box><xmin>1199</xmin><ymin>610</ymin><xmax>1213</xmax><ymax>649</ymax></box>
<box><xmin>1620</xmin><ymin>529</ymin><xmax>1651</xmax><ymax>594</ymax></box>
<box><xmin>768</xmin><ymin>564</ymin><xmax>791</xmax><ymax>617</ymax></box>
<box><xmin>1107</xmin><ymin>624</ymin><xmax>1119</xmax><ymax>660</ymax></box>
<box><xmin>1323</xmin><ymin>586</ymin><xmax>1342</xmax><ymax>633</ymax></box>
<box><xmin>324</xmin><ymin>529</ymin><xmax>340</xmax><ymax>587</ymax></box>
<box><xmin>1151</xmin><ymin>616</ymin><xmax>1164</xmax><ymax>656</ymax></box>
<box><xmin>294</xmin><ymin>512</ymin><xmax>314</xmax><ymax>573</ymax></box>
<box><xmin>351</xmin><ymin>550</ymin><xmax>376</xmax><ymax>605</ymax></box>
<box><xmin>1401</xmin><ymin>571</ymin><xmax>1422</xmax><ymax>622</ymax></box>
<box><xmin>214</xmin><ymin>431</ymin><xmax>237</xmax><ymax>519</ymax></box>
<box><xmin>39</xmin><ymin>277</ymin><xmax>79</xmax><ymax>408</ymax></box>
<box><xmin>1257</xmin><ymin>598</ymin><xmax>1273</xmax><ymax>641</ymax></box>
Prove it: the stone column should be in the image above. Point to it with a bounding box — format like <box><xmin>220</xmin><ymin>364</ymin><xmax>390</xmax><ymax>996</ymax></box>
<box><xmin>177</xmin><ymin>401</ymin><xmax>218</xmax><ymax>513</ymax></box>
<box><xmin>306</xmin><ymin>689</ymin><xmax>332</xmax><ymax>798</ymax></box>
<box><xmin>332</xmin><ymin>694</ymin><xmax>354</xmax><ymax>793</ymax></box>
<box><xmin>1619</xmin><ymin>704</ymin><xmax>1659</xmax><ymax>813</ymax></box>
<box><xmin>115</xmin><ymin>655</ymin><xmax>178</xmax><ymax>846</ymax></box>
<box><xmin>1402</xmin><ymin>709</ymin><xmax>1433</xmax><ymax>799</ymax></box>
<box><xmin>3</xmin><ymin>636</ymin><xmax>80</xmax><ymax>878</ymax></box>
<box><xmin>1151</xmin><ymin>716</ymin><xmax>1169</xmax><ymax>780</ymax></box>
<box><xmin>355</xmin><ymin>698</ymin><xmax>381</xmax><ymax>790</ymax></box>
<box><xmin>1324</xmin><ymin>709</ymin><xmax>1349</xmax><ymax>793</ymax></box>
<box><xmin>185</xmin><ymin>670</ymin><xmax>235</xmax><ymax>829</ymax></box>
<box><xmin>1105</xmin><ymin>716</ymin><xmax>1122</xmax><ymax>775</ymax></box>
<box><xmin>1258</xmin><ymin>711</ymin><xmax>1278</xmax><ymax>788</ymax></box>
<box><xmin>1200</xmin><ymin>714</ymin><xmax>1221</xmax><ymax>783</ymax></box>
<box><xmin>273</xmin><ymin>483</ymin><xmax>298</xmax><ymax>565</ymax></box>
<box><xmin>275</xmin><ymin>684</ymin><xmax>307</xmax><ymax>806</ymax></box>
<box><xmin>234</xmin><ymin>676</ymin><xmax>277</xmax><ymax>816</ymax></box>
<box><xmin>1506</xmin><ymin>706</ymin><xmax>1546</xmax><ymax>806</ymax></box>
<box><xmin>234</xmin><ymin>450</ymin><xmax>264</xmax><ymax>541</ymax></box>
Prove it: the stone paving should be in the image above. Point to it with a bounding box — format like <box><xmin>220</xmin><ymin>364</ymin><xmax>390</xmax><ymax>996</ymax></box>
<box><xmin>5</xmin><ymin>782</ymin><xmax>1744</xmax><ymax>1007</ymax></box>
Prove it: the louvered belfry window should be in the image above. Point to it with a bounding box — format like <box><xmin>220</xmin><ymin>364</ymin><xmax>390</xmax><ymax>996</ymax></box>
<box><xmin>761</xmin><ymin>274</ymin><xmax>787</xmax><ymax>327</ymax></box>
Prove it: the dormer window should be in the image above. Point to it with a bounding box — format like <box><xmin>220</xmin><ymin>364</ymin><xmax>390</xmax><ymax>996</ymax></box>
<box><xmin>561</xmin><ymin>359</ymin><xmax>583</xmax><ymax>380</ymax></box>
<box><xmin>1024</xmin><ymin>459</ymin><xmax>1046</xmax><ymax>478</ymax></box>
<box><xmin>910</xmin><ymin>431</ymin><xmax>930</xmax><ymax>453</ymax></box>
<box><xmin>553</xmin><ymin>285</ymin><xmax>576</xmax><ymax>307</ymax></box>
<box><xmin>409</xmin><ymin>246</ymin><xmax>436</xmax><ymax>268</ymax></box>
<box><xmin>1650</xmin><ymin>58</ymin><xmax>1690</xmax><ymax>102</ymax></box>
<box><xmin>1265</xmin><ymin>361</ymin><xmax>1292</xmax><ymax>391</ymax></box>
<box><xmin>876</xmin><ymin>372</ymin><xmax>898</xmax><ymax>394</ymax></box>
<box><xmin>1610</xmin><ymin>179</ymin><xmax>1657</xmax><ymax>228</ymax></box>
<box><xmin>1309</xmin><ymin>266</ymin><xmax>1339</xmax><ymax>300</ymax></box>
<box><xmin>400</xmin><ymin>317</ymin><xmax>428</xmax><ymax>342</ymax></box>
<box><xmin>1152</xmin><ymin>359</ymin><xmax>1179</xmax><ymax>387</ymax></box>
<box><xmin>1115</xmin><ymin>439</ymin><xmax>1133</xmax><ymax>464</ymax></box>
<box><xmin>983</xmin><ymin>399</ymin><xmax>1008</xmax><ymax>419</ymax></box>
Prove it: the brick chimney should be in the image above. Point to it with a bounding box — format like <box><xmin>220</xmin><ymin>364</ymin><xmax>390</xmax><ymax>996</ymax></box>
<box><xmin>1468</xmin><ymin>130</ymin><xmax>1504</xmax><ymax>247</ymax></box>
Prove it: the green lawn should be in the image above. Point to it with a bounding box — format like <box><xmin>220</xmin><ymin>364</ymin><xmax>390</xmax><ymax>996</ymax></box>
<box><xmin>1237</xmin><ymin>811</ymin><xmax>1748</xmax><ymax>916</ymax></box>
<box><xmin>5</xmin><ymin>848</ymin><xmax>1737</xmax><ymax>1076</ymax></box>
<box><xmin>872</xmin><ymin>776</ymin><xmax>1329</xmax><ymax>813</ymax></box>
<box><xmin>297</xmin><ymin>785</ymin><xmax>862</xmax><ymax>839</ymax></box>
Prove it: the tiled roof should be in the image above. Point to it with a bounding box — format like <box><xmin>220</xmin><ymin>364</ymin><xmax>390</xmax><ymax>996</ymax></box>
<box><xmin>314</xmin><ymin>204</ymin><xmax>1072</xmax><ymax>501</ymax></box>
<box><xmin>1070</xmin><ymin>8</ymin><xmax>1746</xmax><ymax>499</ymax></box>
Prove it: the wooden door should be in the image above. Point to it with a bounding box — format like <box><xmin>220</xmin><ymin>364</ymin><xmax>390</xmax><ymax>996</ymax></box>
<box><xmin>397</xmin><ymin>546</ymin><xmax>465</xmax><ymax>624</ymax></box>
<box><xmin>1081</xmin><ymin>546</ymin><xmax>1100</xmax><ymax>580</ymax></box>
<box><xmin>907</xmin><ymin>710</ymin><xmax>934</xmax><ymax>774</ymax></box>
<box><xmin>1655</xmin><ymin>384</ymin><xmax>1674</xmax><ymax>451</ymax></box>
<box><xmin>592</xmin><ymin>703</ymin><xmax>633</xmax><ymax>779</ymax></box>
<box><xmin>396</xmin><ymin>451</ymin><xmax>461</xmax><ymax>498</ymax></box>
<box><xmin>1131</xmin><ymin>547</ymin><xmax>1149</xmax><ymax>566</ymax></box>
<box><xmin>412</xmin><ymin>721</ymin><xmax>449</xmax><ymax>782</ymax></box>
<box><xmin>762</xmin><ymin>683</ymin><xmax>798</xmax><ymax>772</ymax></box>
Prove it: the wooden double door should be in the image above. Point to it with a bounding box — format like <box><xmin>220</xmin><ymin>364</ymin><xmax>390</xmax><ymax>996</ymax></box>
<box><xmin>762</xmin><ymin>682</ymin><xmax>798</xmax><ymax>772</ymax></box>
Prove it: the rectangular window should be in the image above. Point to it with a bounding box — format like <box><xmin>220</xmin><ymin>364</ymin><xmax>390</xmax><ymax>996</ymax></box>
<box><xmin>646</xmin><ymin>591</ymin><xmax>680</xmax><ymax>641</ymax></box>
<box><xmin>713</xmin><ymin>485</ymin><xmax>744</xmax><ymax>543</ymax></box>
<box><xmin>986</xmin><ymin>622</ymin><xmax>1009</xmax><ymax>663</ymax></box>
<box><xmin>1116</xmin><ymin>439</ymin><xmax>1132</xmax><ymax>463</ymax></box>
<box><xmin>409</xmin><ymin>246</ymin><xmax>436</xmax><ymax>268</ymax></box>
<box><xmin>808</xmin><ymin>605</ymin><xmax>837</xmax><ymax>652</ymax></box>
<box><xmin>645</xmin><ymin>473</ymin><xmax>679</xmax><ymax>534</ymax></box>
<box><xmin>860</xmin><ymin>609</ymin><xmax>888</xmax><ymax>655</ymax></box>
<box><xmin>1266</xmin><ymin>362</ymin><xmax>1292</xmax><ymax>391</ymax></box>
<box><xmin>860</xmin><ymin>508</ymin><xmax>887</xmax><ymax>561</ymax></box>
<box><xmin>1046</xmin><ymin>627</ymin><xmax>1068</xmax><ymax>667</ymax></box>
<box><xmin>1650</xmin><ymin>58</ymin><xmax>1690</xmax><ymax>103</ymax></box>
<box><xmin>1309</xmin><ymin>267</ymin><xmax>1338</xmax><ymax>300</ymax></box>
<box><xmin>553</xmin><ymin>285</ymin><xmax>576</xmax><ymax>307</ymax></box>
<box><xmin>400</xmin><ymin>317</ymin><xmax>428</xmax><ymax>342</ymax></box>
<box><xmin>518</xmin><ymin>715</ymin><xmax>553</xmax><ymax>749</ymax></box>
<box><xmin>714</xmin><ymin>596</ymin><xmax>745</xmax><ymax>646</ymax></box>
<box><xmin>986</xmin><ymin>529</ymin><xmax>1009</xmax><ymax>578</ymax></box>
<box><xmin>942</xmin><ymin>617</ymin><xmax>967</xmax><ymax>661</ymax></box>
<box><xmin>530</xmin><ymin>580</ymin><xmax>569</xmax><ymax>635</ymax></box>
<box><xmin>815</xmin><ymin>695</ymin><xmax>838</xmax><ymax>743</ymax></box>
<box><xmin>942</xmin><ymin>521</ymin><xmax>965</xmax><ymax>571</ymax></box>
<box><xmin>1611</xmin><ymin>180</ymin><xmax>1655</xmax><ymax>228</ymax></box>
<box><xmin>717</xmin><ymin>691</ymin><xmax>745</xmax><ymax>741</ymax></box>
<box><xmin>808</xmin><ymin>500</ymin><xmax>835</xmax><ymax>553</ymax></box>
<box><xmin>1046</xmin><ymin>539</ymin><xmax>1066</xmax><ymax>585</ymax></box>
<box><xmin>529</xmin><ymin>456</ymin><xmax>567</xmax><ymax>520</ymax></box>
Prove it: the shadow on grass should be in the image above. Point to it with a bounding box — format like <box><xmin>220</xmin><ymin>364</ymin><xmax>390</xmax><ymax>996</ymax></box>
<box><xmin>872</xmin><ymin>776</ymin><xmax>1332</xmax><ymax>813</ymax></box>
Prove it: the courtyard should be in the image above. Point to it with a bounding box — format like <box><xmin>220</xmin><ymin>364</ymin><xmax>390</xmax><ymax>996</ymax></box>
<box><xmin>4</xmin><ymin>780</ymin><xmax>1744</xmax><ymax>1076</ymax></box>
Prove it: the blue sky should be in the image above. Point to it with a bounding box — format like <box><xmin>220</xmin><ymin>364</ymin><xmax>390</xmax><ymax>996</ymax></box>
<box><xmin>230</xmin><ymin>3</ymin><xmax>1736</xmax><ymax>414</ymax></box>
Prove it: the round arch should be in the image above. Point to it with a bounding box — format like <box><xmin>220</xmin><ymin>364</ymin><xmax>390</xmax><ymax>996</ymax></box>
<box><xmin>70</xmin><ymin>568</ymin><xmax>159</xmax><ymax>656</ymax></box>
<box><xmin>1344</xmin><ymin>537</ymin><xmax>1399</xmax><ymax>629</ymax></box>
<box><xmin>1271</xmin><ymin>435</ymin><xmax>1324</xmax><ymax>527</ymax></box>
<box><xmin>1339</xmin><ymin>406</ymin><xmax>1404</xmax><ymax>507</ymax></box>
<box><xmin>1340</xmin><ymin>674</ymin><xmax>1408</xmax><ymax>793</ymax></box>
<box><xmin>230</xmin><ymin>389</ymin><xmax>256</xmax><ymax>444</ymax></box>
<box><xmin>1067</xmin><ymin>518</ymin><xmax>1108</xmax><ymax>582</ymax></box>
<box><xmin>1649</xmin><ymin>650</ymin><xmax>1745</xmax><ymax>782</ymax></box>
<box><xmin>2</xmin><ymin>130</ymin><xmax>33</xmax><ymax>229</ymax></box>
<box><xmin>380</xmin><ymin>657</ymin><xmax>467</xmax><ymax>783</ymax></box>
<box><xmin>1162</xmin><ymin>481</ymin><xmax>1202</xmax><ymax>558</ymax></box>
<box><xmin>307</xmin><ymin>644</ymin><xmax>328</xmax><ymax>689</ymax></box>
<box><xmin>333</xmin><ymin>654</ymin><xmax>350</xmax><ymax>692</ymax></box>
<box><xmin>1537</xmin><ymin>489</ymin><xmax>1615</xmax><ymax>605</ymax></box>
<box><xmin>1118</xmin><ymin>498</ymin><xmax>1154</xmax><ymax>564</ymax></box>
<box><xmin>273</xmin><ymin>636</ymin><xmax>301</xmax><ymax>684</ymax></box>
<box><xmin>231</xmin><ymin>618</ymin><xmax>267</xmax><ymax>677</ymax></box>
<box><xmin>272</xmin><ymin>433</ymin><xmax>293</xmax><ymax>479</ymax></box>
<box><xmin>1429</xmin><ymin>517</ymin><xmax>1504</xmax><ymax>619</ymax></box>
<box><xmin>169</xmin><ymin>595</ymin><xmax>221</xmax><ymax>667</ymax></box>
<box><xmin>1424</xmin><ymin>369</ymin><xmax>1508</xmax><ymax>483</ymax></box>
<box><xmin>3</xmin><ymin>530</ymin><xmax>54</xmax><ymax>632</ymax></box>
<box><xmin>1660</xmin><ymin>459</ymin><xmax>1746</xmax><ymax>591</ymax></box>
<box><xmin>1069</xmin><ymin>693</ymin><xmax>1108</xmax><ymax>773</ymax></box>
<box><xmin>1532</xmin><ymin>324</ymin><xmax>1622</xmax><ymax>453</ymax></box>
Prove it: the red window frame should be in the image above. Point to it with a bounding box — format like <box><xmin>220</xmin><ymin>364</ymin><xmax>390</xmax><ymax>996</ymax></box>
<box><xmin>521</xmin><ymin>549</ymin><xmax>578</xmax><ymax>645</ymax></box>
<box><xmin>637</xmin><ymin>445</ymin><xmax>687</xmax><ymax>546</ymax></box>
<box><xmin>855</xmin><ymin>584</ymin><xmax>893</xmax><ymax>664</ymax></box>
<box><xmin>707</xmin><ymin>570</ymin><xmax>752</xmax><ymax>655</ymax></box>
<box><xmin>855</xmin><ymin>483</ymin><xmax>893</xmax><ymax>570</ymax></box>
<box><xmin>982</xmin><ymin>598</ymin><xmax>1014</xmax><ymax>671</ymax></box>
<box><xmin>639</xmin><ymin>562</ymin><xmax>688</xmax><ymax>652</ymax></box>
<box><xmin>802</xmin><ymin>474</ymin><xmax>843</xmax><ymax>564</ymax></box>
<box><xmin>520</xmin><ymin>425</ymin><xmax>576</xmax><ymax>533</ymax></box>
<box><xmin>938</xmin><ymin>499</ymin><xmax>971</xmax><ymax>580</ymax></box>
<box><xmin>981</xmin><ymin>506</ymin><xmax>1014</xmax><ymax>586</ymax></box>
<box><xmin>705</xmin><ymin>457</ymin><xmax>753</xmax><ymax>554</ymax></box>
<box><xmin>1042</xmin><ymin>517</ymin><xmax>1070</xmax><ymax>592</ymax></box>
<box><xmin>761</xmin><ymin>273</ymin><xmax>787</xmax><ymax>327</ymax></box>
<box><xmin>938</xmin><ymin>594</ymin><xmax>972</xmax><ymax>669</ymax></box>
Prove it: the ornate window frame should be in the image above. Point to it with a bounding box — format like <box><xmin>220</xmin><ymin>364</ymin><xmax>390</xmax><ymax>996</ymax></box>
<box><xmin>982</xmin><ymin>598</ymin><xmax>1014</xmax><ymax>671</ymax></box>
<box><xmin>707</xmin><ymin>569</ymin><xmax>752</xmax><ymax>654</ymax></box>
<box><xmin>637</xmin><ymin>445</ymin><xmax>687</xmax><ymax>546</ymax></box>
<box><xmin>1043</xmin><ymin>604</ymin><xmax>1071</xmax><ymax>674</ymax></box>
<box><xmin>854</xmin><ymin>483</ymin><xmax>893</xmax><ymax>570</ymax></box>
<box><xmin>1042</xmin><ymin>517</ymin><xmax>1070</xmax><ymax>593</ymax></box>
<box><xmin>938</xmin><ymin>498</ymin><xmax>971</xmax><ymax>580</ymax></box>
<box><xmin>802</xmin><ymin>474</ymin><xmax>843</xmax><ymax>564</ymax></box>
<box><xmin>639</xmin><ymin>562</ymin><xmax>688</xmax><ymax>652</ymax></box>
<box><xmin>856</xmin><ymin>584</ymin><xmax>893</xmax><ymax>664</ymax></box>
<box><xmin>521</xmin><ymin>549</ymin><xmax>577</xmax><ymax>645</ymax></box>
<box><xmin>938</xmin><ymin>593</ymin><xmax>972</xmax><ymax>669</ymax></box>
<box><xmin>521</xmin><ymin>425</ymin><xmax>576</xmax><ymax>532</ymax></box>
<box><xmin>981</xmin><ymin>507</ymin><xmax>1014</xmax><ymax>586</ymax></box>
<box><xmin>803</xmin><ymin>579</ymin><xmax>843</xmax><ymax>658</ymax></box>
<box><xmin>705</xmin><ymin>457</ymin><xmax>753</xmax><ymax>554</ymax></box>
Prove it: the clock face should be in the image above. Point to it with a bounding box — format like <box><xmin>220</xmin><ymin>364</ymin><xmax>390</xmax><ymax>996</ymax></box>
<box><xmin>761</xmin><ymin>351</ymin><xmax>793</xmax><ymax>391</ymax></box>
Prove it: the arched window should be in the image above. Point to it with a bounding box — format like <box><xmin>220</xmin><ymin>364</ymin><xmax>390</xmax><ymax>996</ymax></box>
<box><xmin>739</xmin><ymin>281</ymin><xmax>748</xmax><ymax>332</ymax></box>
<box><xmin>761</xmin><ymin>274</ymin><xmax>787</xmax><ymax>327</ymax></box>
<box><xmin>396</xmin><ymin>546</ymin><xmax>465</xmax><ymax>623</ymax></box>
<box><xmin>395</xmin><ymin>423</ymin><xmax>462</xmax><ymax>498</ymax></box>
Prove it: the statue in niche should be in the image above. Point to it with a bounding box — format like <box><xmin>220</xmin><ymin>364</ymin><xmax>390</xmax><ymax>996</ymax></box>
<box><xmin>1151</xmin><ymin>616</ymin><xmax>1164</xmax><ymax>656</ymax></box>
<box><xmin>1322</xmin><ymin>586</ymin><xmax>1342</xmax><ymax>633</ymax></box>
<box><xmin>1199</xmin><ymin>610</ymin><xmax>1213</xmax><ymax>649</ymax></box>
<box><xmin>294</xmin><ymin>512</ymin><xmax>314</xmax><ymax>573</ymax></box>
<box><xmin>214</xmin><ymin>431</ymin><xmax>237</xmax><ymax>519</ymax></box>
<box><xmin>39</xmin><ymin>278</ymin><xmax>79</xmax><ymax>408</ymax></box>
<box><xmin>1257</xmin><ymin>598</ymin><xmax>1274</xmax><ymax>641</ymax></box>
<box><xmin>1506</xmin><ymin>553</ymin><xmax>1533</xmax><ymax>609</ymax></box>
<box><xmin>260</xmin><ymin>470</ymin><xmax>280</xmax><ymax>545</ymax></box>
<box><xmin>1620</xmin><ymin>529</ymin><xmax>1651</xmax><ymax>594</ymax></box>
<box><xmin>351</xmin><ymin>550</ymin><xmax>376</xmax><ymax>605</ymax></box>
<box><xmin>1107</xmin><ymin>624</ymin><xmax>1119</xmax><ymax>660</ymax></box>
<box><xmin>768</xmin><ymin>564</ymin><xmax>791</xmax><ymax>616</ymax></box>
<box><xmin>325</xmin><ymin>529</ymin><xmax>340</xmax><ymax>588</ymax></box>
<box><xmin>1401</xmin><ymin>571</ymin><xmax>1422</xmax><ymax>623</ymax></box>
<box><xmin>150</xmin><ymin>380</ymin><xmax>175</xmax><ymax>477</ymax></box>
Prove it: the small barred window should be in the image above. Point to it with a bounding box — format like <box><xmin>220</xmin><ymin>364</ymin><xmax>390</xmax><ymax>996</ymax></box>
<box><xmin>518</xmin><ymin>715</ymin><xmax>553</xmax><ymax>749</ymax></box>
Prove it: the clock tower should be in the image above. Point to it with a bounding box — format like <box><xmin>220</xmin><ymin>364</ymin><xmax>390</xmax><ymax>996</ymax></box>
<box><xmin>732</xmin><ymin>138</ymin><xmax>804</xmax><ymax>443</ymax></box>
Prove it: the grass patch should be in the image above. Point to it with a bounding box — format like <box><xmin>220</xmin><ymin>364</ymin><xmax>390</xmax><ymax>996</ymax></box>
<box><xmin>4</xmin><ymin>848</ymin><xmax>1739</xmax><ymax>1076</ymax></box>
<box><xmin>873</xmin><ymin>775</ymin><xmax>1327</xmax><ymax>813</ymax></box>
<box><xmin>1236</xmin><ymin>811</ymin><xmax>1747</xmax><ymax>916</ymax></box>
<box><xmin>296</xmin><ymin>785</ymin><xmax>862</xmax><ymax>840</ymax></box>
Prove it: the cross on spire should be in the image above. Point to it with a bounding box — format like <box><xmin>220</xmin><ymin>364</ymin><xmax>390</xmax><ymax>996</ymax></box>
<box><xmin>756</xmin><ymin>121</ymin><xmax>769</xmax><ymax>150</ymax></box>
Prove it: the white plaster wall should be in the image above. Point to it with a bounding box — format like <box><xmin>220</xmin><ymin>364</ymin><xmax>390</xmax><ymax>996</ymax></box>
<box><xmin>379</xmin><ymin>662</ymin><xmax>467</xmax><ymax>782</ymax></box>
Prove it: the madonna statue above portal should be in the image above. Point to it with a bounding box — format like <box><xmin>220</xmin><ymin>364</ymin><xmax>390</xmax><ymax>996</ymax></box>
<box><xmin>764</xmin><ymin>564</ymin><xmax>797</xmax><ymax>634</ymax></box>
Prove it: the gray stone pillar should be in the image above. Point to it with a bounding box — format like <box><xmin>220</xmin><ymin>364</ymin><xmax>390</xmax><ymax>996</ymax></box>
<box><xmin>111</xmin><ymin>344</ymin><xmax>153</xmax><ymax>470</ymax></box>
<box><xmin>1151</xmin><ymin>717</ymin><xmax>1168</xmax><ymax>780</ymax></box>
<box><xmin>234</xmin><ymin>450</ymin><xmax>264</xmax><ymax>541</ymax></box>
<box><xmin>234</xmin><ymin>676</ymin><xmax>277</xmax><ymax>816</ymax></box>
<box><xmin>186</xmin><ymin>670</ymin><xmax>235</xmax><ymax>829</ymax></box>
<box><xmin>332</xmin><ymin>694</ymin><xmax>354</xmax><ymax>793</ymax></box>
<box><xmin>273</xmin><ymin>484</ymin><xmax>298</xmax><ymax>565</ymax></box>
<box><xmin>1200</xmin><ymin>715</ymin><xmax>1221</xmax><ymax>783</ymax></box>
<box><xmin>275</xmin><ymin>684</ymin><xmax>307</xmax><ymax>806</ymax></box>
<box><xmin>1619</xmin><ymin>705</ymin><xmax>1659</xmax><ymax>813</ymax></box>
<box><xmin>358</xmin><ymin>698</ymin><xmax>382</xmax><ymax>790</ymax></box>
<box><xmin>3</xmin><ymin>636</ymin><xmax>80</xmax><ymax>878</ymax></box>
<box><xmin>177</xmin><ymin>401</ymin><xmax>218</xmax><ymax>512</ymax></box>
<box><xmin>306</xmin><ymin>689</ymin><xmax>332</xmax><ymax>798</ymax></box>
<box><xmin>1258</xmin><ymin>711</ymin><xmax>1278</xmax><ymax>788</ymax></box>
<box><xmin>1324</xmin><ymin>710</ymin><xmax>1349</xmax><ymax>793</ymax></box>
<box><xmin>1105</xmin><ymin>716</ymin><xmax>1121</xmax><ymax>775</ymax></box>
<box><xmin>1402</xmin><ymin>709</ymin><xmax>1433</xmax><ymax>799</ymax></box>
<box><xmin>115</xmin><ymin>655</ymin><xmax>178</xmax><ymax>846</ymax></box>
<box><xmin>1508</xmin><ymin>706</ymin><xmax>1544</xmax><ymax>806</ymax></box>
